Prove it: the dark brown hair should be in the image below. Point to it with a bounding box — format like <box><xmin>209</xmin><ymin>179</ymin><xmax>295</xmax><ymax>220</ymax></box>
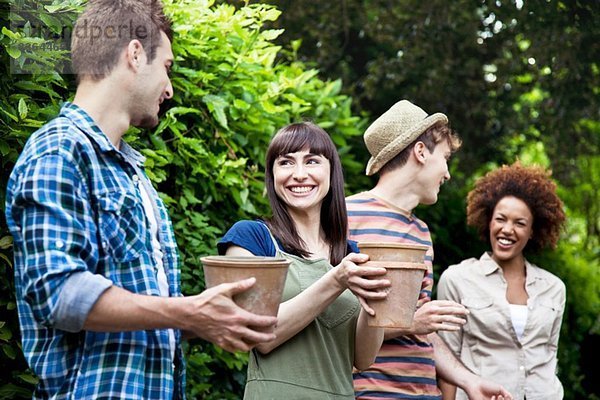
<box><xmin>71</xmin><ymin>0</ymin><xmax>172</xmax><ymax>82</ymax></box>
<box><xmin>467</xmin><ymin>162</ymin><xmax>566</xmax><ymax>251</ymax></box>
<box><xmin>264</xmin><ymin>122</ymin><xmax>348</xmax><ymax>265</ymax></box>
<box><xmin>379</xmin><ymin>122</ymin><xmax>461</xmax><ymax>175</ymax></box>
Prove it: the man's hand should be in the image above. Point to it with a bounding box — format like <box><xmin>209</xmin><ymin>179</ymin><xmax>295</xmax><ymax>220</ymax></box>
<box><xmin>184</xmin><ymin>277</ymin><xmax>278</xmax><ymax>352</ymax></box>
<box><xmin>464</xmin><ymin>376</ymin><xmax>514</xmax><ymax>400</ymax></box>
<box><xmin>410</xmin><ymin>300</ymin><xmax>468</xmax><ymax>335</ymax></box>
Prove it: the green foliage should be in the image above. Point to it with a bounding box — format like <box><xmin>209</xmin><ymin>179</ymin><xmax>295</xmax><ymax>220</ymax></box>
<box><xmin>1</xmin><ymin>0</ymin><xmax>79</xmax><ymax>397</ymax></box>
<box><xmin>255</xmin><ymin>0</ymin><xmax>600</xmax><ymax>396</ymax></box>
<box><xmin>145</xmin><ymin>2</ymin><xmax>368</xmax><ymax>395</ymax></box>
<box><xmin>1</xmin><ymin>0</ymin><xmax>599</xmax><ymax>398</ymax></box>
<box><xmin>1</xmin><ymin>0</ymin><xmax>368</xmax><ymax>398</ymax></box>
<box><xmin>528</xmin><ymin>242</ymin><xmax>600</xmax><ymax>400</ymax></box>
<box><xmin>253</xmin><ymin>0</ymin><xmax>600</xmax><ymax>177</ymax></box>
<box><xmin>559</xmin><ymin>155</ymin><xmax>600</xmax><ymax>255</ymax></box>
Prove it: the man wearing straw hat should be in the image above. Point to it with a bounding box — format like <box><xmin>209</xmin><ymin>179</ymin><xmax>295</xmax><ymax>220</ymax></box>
<box><xmin>347</xmin><ymin>100</ymin><xmax>512</xmax><ymax>399</ymax></box>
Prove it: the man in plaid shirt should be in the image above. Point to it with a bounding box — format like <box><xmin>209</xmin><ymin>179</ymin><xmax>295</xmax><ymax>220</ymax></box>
<box><xmin>4</xmin><ymin>1</ymin><xmax>277</xmax><ymax>398</ymax></box>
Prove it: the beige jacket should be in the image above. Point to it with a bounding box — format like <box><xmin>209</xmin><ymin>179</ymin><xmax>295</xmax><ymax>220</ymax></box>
<box><xmin>437</xmin><ymin>252</ymin><xmax>565</xmax><ymax>400</ymax></box>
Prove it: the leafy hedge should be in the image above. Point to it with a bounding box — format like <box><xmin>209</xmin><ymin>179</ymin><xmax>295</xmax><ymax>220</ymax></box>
<box><xmin>1</xmin><ymin>1</ymin><xmax>77</xmax><ymax>397</ymax></box>
<box><xmin>1</xmin><ymin>1</ymin><xmax>598</xmax><ymax>399</ymax></box>
<box><xmin>1</xmin><ymin>0</ymin><xmax>368</xmax><ymax>397</ymax></box>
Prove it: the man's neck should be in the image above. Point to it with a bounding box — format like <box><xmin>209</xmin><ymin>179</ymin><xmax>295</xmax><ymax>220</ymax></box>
<box><xmin>72</xmin><ymin>78</ymin><xmax>131</xmax><ymax>148</ymax></box>
<box><xmin>370</xmin><ymin>168</ymin><xmax>420</xmax><ymax>213</ymax></box>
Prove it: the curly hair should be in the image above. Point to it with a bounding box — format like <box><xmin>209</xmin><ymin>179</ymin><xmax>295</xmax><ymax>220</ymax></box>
<box><xmin>467</xmin><ymin>162</ymin><xmax>566</xmax><ymax>251</ymax></box>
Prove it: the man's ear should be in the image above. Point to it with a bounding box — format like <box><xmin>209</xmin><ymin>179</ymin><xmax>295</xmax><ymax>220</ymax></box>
<box><xmin>413</xmin><ymin>141</ymin><xmax>427</xmax><ymax>164</ymax></box>
<box><xmin>126</xmin><ymin>39</ymin><xmax>144</xmax><ymax>71</ymax></box>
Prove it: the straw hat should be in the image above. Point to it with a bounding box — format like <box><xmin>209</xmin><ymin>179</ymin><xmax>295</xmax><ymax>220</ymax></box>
<box><xmin>364</xmin><ymin>100</ymin><xmax>448</xmax><ymax>175</ymax></box>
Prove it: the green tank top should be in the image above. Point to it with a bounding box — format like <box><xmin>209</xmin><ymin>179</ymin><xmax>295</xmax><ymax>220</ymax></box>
<box><xmin>244</xmin><ymin>251</ymin><xmax>360</xmax><ymax>399</ymax></box>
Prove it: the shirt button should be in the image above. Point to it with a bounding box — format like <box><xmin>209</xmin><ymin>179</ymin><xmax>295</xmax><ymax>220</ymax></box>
<box><xmin>519</xmin><ymin>365</ymin><xmax>525</xmax><ymax>371</ymax></box>
<box><xmin>102</xmin><ymin>241</ymin><xmax>107</xmax><ymax>248</ymax></box>
<box><xmin>55</xmin><ymin>240</ymin><xmax>64</xmax><ymax>249</ymax></box>
<box><xmin>133</xmin><ymin>174</ymin><xmax>139</xmax><ymax>182</ymax></box>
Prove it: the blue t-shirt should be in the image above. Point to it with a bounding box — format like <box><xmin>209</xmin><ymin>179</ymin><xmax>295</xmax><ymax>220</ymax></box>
<box><xmin>218</xmin><ymin>220</ymin><xmax>359</xmax><ymax>257</ymax></box>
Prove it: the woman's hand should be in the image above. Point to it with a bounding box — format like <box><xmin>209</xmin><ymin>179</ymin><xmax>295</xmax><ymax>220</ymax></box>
<box><xmin>333</xmin><ymin>253</ymin><xmax>390</xmax><ymax>315</ymax></box>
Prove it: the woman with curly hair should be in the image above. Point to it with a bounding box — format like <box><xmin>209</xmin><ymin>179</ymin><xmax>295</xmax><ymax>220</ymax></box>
<box><xmin>437</xmin><ymin>162</ymin><xmax>566</xmax><ymax>400</ymax></box>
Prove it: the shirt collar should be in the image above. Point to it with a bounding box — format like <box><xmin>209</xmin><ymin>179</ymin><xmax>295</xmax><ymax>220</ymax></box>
<box><xmin>480</xmin><ymin>252</ymin><xmax>500</xmax><ymax>276</ymax></box>
<box><xmin>120</xmin><ymin>141</ymin><xmax>146</xmax><ymax>167</ymax></box>
<box><xmin>479</xmin><ymin>251</ymin><xmax>544</xmax><ymax>283</ymax></box>
<box><xmin>60</xmin><ymin>102</ymin><xmax>145</xmax><ymax>167</ymax></box>
<box><xmin>524</xmin><ymin>258</ymin><xmax>545</xmax><ymax>284</ymax></box>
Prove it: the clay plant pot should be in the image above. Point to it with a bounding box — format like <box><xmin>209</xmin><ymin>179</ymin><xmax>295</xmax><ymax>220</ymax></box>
<box><xmin>358</xmin><ymin>242</ymin><xmax>428</xmax><ymax>328</ymax></box>
<box><xmin>200</xmin><ymin>256</ymin><xmax>290</xmax><ymax>317</ymax></box>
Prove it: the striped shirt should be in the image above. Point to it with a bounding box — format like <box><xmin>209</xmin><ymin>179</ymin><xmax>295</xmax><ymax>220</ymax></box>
<box><xmin>347</xmin><ymin>192</ymin><xmax>441</xmax><ymax>400</ymax></box>
<box><xmin>5</xmin><ymin>102</ymin><xmax>185</xmax><ymax>399</ymax></box>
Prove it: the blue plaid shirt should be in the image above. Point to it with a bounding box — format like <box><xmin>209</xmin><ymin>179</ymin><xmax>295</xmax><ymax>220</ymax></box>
<box><xmin>5</xmin><ymin>102</ymin><xmax>185</xmax><ymax>399</ymax></box>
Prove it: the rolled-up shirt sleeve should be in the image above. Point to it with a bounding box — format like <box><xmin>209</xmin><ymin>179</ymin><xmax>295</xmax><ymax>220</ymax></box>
<box><xmin>436</xmin><ymin>268</ymin><xmax>463</xmax><ymax>356</ymax></box>
<box><xmin>54</xmin><ymin>271</ymin><xmax>112</xmax><ymax>331</ymax></box>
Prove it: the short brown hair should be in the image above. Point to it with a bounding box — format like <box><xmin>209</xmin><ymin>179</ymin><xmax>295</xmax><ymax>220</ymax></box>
<box><xmin>379</xmin><ymin>122</ymin><xmax>461</xmax><ymax>175</ymax></box>
<box><xmin>71</xmin><ymin>0</ymin><xmax>172</xmax><ymax>82</ymax></box>
<box><xmin>467</xmin><ymin>162</ymin><xmax>566</xmax><ymax>251</ymax></box>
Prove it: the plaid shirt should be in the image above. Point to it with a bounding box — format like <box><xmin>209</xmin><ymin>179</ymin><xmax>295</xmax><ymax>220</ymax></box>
<box><xmin>5</xmin><ymin>102</ymin><xmax>185</xmax><ymax>399</ymax></box>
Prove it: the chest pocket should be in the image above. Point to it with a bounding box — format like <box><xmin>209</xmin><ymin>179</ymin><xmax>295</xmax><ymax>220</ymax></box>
<box><xmin>461</xmin><ymin>297</ymin><xmax>494</xmax><ymax>310</ymax></box>
<box><xmin>298</xmin><ymin>261</ymin><xmax>359</xmax><ymax>329</ymax></box>
<box><xmin>460</xmin><ymin>296</ymin><xmax>501</xmax><ymax>337</ymax></box>
<box><xmin>531</xmin><ymin>300</ymin><xmax>558</xmax><ymax>339</ymax></box>
<box><xmin>96</xmin><ymin>190</ymin><xmax>146</xmax><ymax>263</ymax></box>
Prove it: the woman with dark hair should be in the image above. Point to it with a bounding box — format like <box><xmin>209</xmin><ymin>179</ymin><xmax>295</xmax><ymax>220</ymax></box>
<box><xmin>218</xmin><ymin>122</ymin><xmax>390</xmax><ymax>399</ymax></box>
<box><xmin>437</xmin><ymin>162</ymin><xmax>567</xmax><ymax>400</ymax></box>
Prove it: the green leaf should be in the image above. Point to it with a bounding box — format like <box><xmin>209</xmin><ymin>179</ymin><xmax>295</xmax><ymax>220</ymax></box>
<box><xmin>262</xmin><ymin>8</ymin><xmax>281</xmax><ymax>21</ymax></box>
<box><xmin>18</xmin><ymin>99</ymin><xmax>28</xmax><ymax>119</ymax></box>
<box><xmin>14</xmin><ymin>81</ymin><xmax>60</xmax><ymax>98</ymax></box>
<box><xmin>202</xmin><ymin>94</ymin><xmax>229</xmax><ymax>129</ymax></box>
<box><xmin>0</xmin><ymin>236</ymin><xmax>13</xmax><ymax>249</ymax></box>
<box><xmin>6</xmin><ymin>46</ymin><xmax>22</xmax><ymax>59</ymax></box>
<box><xmin>16</xmin><ymin>372</ymin><xmax>38</xmax><ymax>385</ymax></box>
<box><xmin>44</xmin><ymin>4</ymin><xmax>67</xmax><ymax>13</ymax></box>
<box><xmin>0</xmin><ymin>140</ymin><xmax>11</xmax><ymax>157</ymax></box>
<box><xmin>38</xmin><ymin>13</ymin><xmax>63</xmax><ymax>34</ymax></box>
<box><xmin>0</xmin><ymin>326</ymin><xmax>12</xmax><ymax>341</ymax></box>
<box><xmin>0</xmin><ymin>383</ymin><xmax>35</xmax><ymax>398</ymax></box>
<box><xmin>261</xmin><ymin>29</ymin><xmax>284</xmax><ymax>41</ymax></box>
<box><xmin>1</xmin><ymin>26</ymin><xmax>20</xmax><ymax>39</ymax></box>
<box><xmin>0</xmin><ymin>253</ymin><xmax>13</xmax><ymax>268</ymax></box>
<box><xmin>2</xmin><ymin>344</ymin><xmax>16</xmax><ymax>359</ymax></box>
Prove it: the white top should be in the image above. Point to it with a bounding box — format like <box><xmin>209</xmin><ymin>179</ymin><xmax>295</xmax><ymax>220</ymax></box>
<box><xmin>138</xmin><ymin>180</ymin><xmax>175</xmax><ymax>361</ymax></box>
<box><xmin>509</xmin><ymin>304</ymin><xmax>528</xmax><ymax>340</ymax></box>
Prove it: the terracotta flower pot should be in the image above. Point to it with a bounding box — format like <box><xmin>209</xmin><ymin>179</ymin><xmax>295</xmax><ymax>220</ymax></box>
<box><xmin>358</xmin><ymin>242</ymin><xmax>428</xmax><ymax>328</ymax></box>
<box><xmin>201</xmin><ymin>256</ymin><xmax>290</xmax><ymax>317</ymax></box>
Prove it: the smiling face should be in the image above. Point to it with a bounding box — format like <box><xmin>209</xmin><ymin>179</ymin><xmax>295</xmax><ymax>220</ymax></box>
<box><xmin>273</xmin><ymin>149</ymin><xmax>331</xmax><ymax>216</ymax></box>
<box><xmin>418</xmin><ymin>140</ymin><xmax>452</xmax><ymax>205</ymax></box>
<box><xmin>489</xmin><ymin>196</ymin><xmax>533</xmax><ymax>265</ymax></box>
<box><xmin>130</xmin><ymin>30</ymin><xmax>174</xmax><ymax>128</ymax></box>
